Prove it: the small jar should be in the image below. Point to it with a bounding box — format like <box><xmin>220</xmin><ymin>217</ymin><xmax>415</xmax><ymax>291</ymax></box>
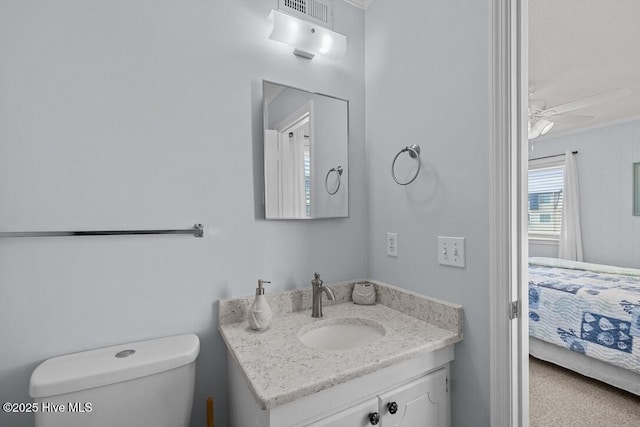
<box><xmin>352</xmin><ymin>283</ymin><xmax>376</xmax><ymax>305</ymax></box>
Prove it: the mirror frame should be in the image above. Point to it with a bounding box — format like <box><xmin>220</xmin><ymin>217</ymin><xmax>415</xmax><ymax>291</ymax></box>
<box><xmin>262</xmin><ymin>80</ymin><xmax>350</xmax><ymax>220</ymax></box>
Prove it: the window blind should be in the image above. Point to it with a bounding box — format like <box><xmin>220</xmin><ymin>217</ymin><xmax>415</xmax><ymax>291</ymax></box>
<box><xmin>528</xmin><ymin>165</ymin><xmax>564</xmax><ymax>236</ymax></box>
<box><xmin>304</xmin><ymin>145</ymin><xmax>311</xmax><ymax>217</ymax></box>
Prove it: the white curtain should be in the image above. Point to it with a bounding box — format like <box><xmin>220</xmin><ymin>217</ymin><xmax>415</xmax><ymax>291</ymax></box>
<box><xmin>559</xmin><ymin>151</ymin><xmax>583</xmax><ymax>261</ymax></box>
<box><xmin>263</xmin><ymin>130</ymin><xmax>280</xmax><ymax>218</ymax></box>
<box><xmin>280</xmin><ymin>131</ymin><xmax>306</xmax><ymax>217</ymax></box>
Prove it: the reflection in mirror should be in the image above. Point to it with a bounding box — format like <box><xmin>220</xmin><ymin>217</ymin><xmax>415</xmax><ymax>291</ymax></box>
<box><xmin>263</xmin><ymin>81</ymin><xmax>348</xmax><ymax>219</ymax></box>
<box><xmin>634</xmin><ymin>163</ymin><xmax>640</xmax><ymax>216</ymax></box>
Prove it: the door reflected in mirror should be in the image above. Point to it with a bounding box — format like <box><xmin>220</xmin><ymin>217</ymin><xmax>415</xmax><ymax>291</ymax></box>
<box><xmin>263</xmin><ymin>81</ymin><xmax>349</xmax><ymax>219</ymax></box>
<box><xmin>634</xmin><ymin>162</ymin><xmax>640</xmax><ymax>216</ymax></box>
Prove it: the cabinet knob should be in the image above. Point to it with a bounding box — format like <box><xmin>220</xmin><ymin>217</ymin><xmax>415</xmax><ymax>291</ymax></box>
<box><xmin>387</xmin><ymin>401</ymin><xmax>398</xmax><ymax>414</ymax></box>
<box><xmin>368</xmin><ymin>412</ymin><xmax>380</xmax><ymax>425</ymax></box>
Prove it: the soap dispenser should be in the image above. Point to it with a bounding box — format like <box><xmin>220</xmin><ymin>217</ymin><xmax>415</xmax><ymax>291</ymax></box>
<box><xmin>248</xmin><ymin>279</ymin><xmax>273</xmax><ymax>331</ymax></box>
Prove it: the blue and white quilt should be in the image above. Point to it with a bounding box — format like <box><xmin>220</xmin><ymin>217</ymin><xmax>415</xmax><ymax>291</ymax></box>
<box><xmin>529</xmin><ymin>257</ymin><xmax>640</xmax><ymax>374</ymax></box>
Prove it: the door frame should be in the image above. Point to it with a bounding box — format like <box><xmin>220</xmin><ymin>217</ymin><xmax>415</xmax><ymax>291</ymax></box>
<box><xmin>489</xmin><ymin>0</ymin><xmax>528</xmax><ymax>426</ymax></box>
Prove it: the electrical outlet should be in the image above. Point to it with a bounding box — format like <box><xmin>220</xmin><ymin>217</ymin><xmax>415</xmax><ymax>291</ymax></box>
<box><xmin>438</xmin><ymin>236</ymin><xmax>465</xmax><ymax>268</ymax></box>
<box><xmin>387</xmin><ymin>232</ymin><xmax>398</xmax><ymax>257</ymax></box>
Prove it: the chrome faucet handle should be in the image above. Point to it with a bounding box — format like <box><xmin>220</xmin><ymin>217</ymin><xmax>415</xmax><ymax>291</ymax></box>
<box><xmin>311</xmin><ymin>272</ymin><xmax>323</xmax><ymax>287</ymax></box>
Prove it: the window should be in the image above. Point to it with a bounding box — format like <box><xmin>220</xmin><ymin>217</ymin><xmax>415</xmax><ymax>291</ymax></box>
<box><xmin>528</xmin><ymin>158</ymin><xmax>564</xmax><ymax>242</ymax></box>
<box><xmin>539</xmin><ymin>194</ymin><xmax>552</xmax><ymax>204</ymax></box>
<box><xmin>304</xmin><ymin>141</ymin><xmax>311</xmax><ymax>217</ymax></box>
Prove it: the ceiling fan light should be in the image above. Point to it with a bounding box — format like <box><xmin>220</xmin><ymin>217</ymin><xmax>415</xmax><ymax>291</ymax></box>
<box><xmin>528</xmin><ymin>126</ymin><xmax>541</xmax><ymax>140</ymax></box>
<box><xmin>539</xmin><ymin>119</ymin><xmax>554</xmax><ymax>135</ymax></box>
<box><xmin>528</xmin><ymin>118</ymin><xmax>554</xmax><ymax>139</ymax></box>
<box><xmin>528</xmin><ymin>119</ymin><xmax>541</xmax><ymax>139</ymax></box>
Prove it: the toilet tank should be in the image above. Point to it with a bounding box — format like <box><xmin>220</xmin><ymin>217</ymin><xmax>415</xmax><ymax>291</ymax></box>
<box><xmin>29</xmin><ymin>334</ymin><xmax>200</xmax><ymax>427</ymax></box>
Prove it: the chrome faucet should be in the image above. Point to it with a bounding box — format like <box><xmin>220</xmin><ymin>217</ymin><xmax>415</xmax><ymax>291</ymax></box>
<box><xmin>311</xmin><ymin>272</ymin><xmax>335</xmax><ymax>318</ymax></box>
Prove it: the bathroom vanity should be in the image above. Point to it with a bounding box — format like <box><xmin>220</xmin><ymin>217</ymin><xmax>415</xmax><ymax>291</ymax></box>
<box><xmin>218</xmin><ymin>281</ymin><xmax>463</xmax><ymax>427</ymax></box>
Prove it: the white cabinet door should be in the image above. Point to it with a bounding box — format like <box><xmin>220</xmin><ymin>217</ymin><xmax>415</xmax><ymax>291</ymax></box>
<box><xmin>378</xmin><ymin>368</ymin><xmax>447</xmax><ymax>427</ymax></box>
<box><xmin>306</xmin><ymin>398</ymin><xmax>380</xmax><ymax>427</ymax></box>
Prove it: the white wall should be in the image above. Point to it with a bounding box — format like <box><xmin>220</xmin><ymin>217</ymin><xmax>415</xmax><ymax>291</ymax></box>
<box><xmin>365</xmin><ymin>0</ymin><xmax>491</xmax><ymax>426</ymax></box>
<box><xmin>529</xmin><ymin>120</ymin><xmax>640</xmax><ymax>268</ymax></box>
<box><xmin>0</xmin><ymin>1</ymin><xmax>366</xmax><ymax>426</ymax></box>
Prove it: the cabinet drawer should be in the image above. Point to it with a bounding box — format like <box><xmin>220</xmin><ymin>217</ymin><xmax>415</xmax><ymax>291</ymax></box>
<box><xmin>306</xmin><ymin>398</ymin><xmax>379</xmax><ymax>427</ymax></box>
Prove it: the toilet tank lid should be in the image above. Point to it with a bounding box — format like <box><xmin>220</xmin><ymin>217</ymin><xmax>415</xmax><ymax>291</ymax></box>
<box><xmin>29</xmin><ymin>334</ymin><xmax>200</xmax><ymax>398</ymax></box>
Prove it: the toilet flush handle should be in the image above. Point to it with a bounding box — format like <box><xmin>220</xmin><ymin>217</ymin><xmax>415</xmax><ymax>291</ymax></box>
<box><xmin>115</xmin><ymin>349</ymin><xmax>136</xmax><ymax>358</ymax></box>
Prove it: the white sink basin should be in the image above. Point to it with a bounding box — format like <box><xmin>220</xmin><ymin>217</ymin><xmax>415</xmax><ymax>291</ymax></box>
<box><xmin>297</xmin><ymin>318</ymin><xmax>386</xmax><ymax>351</ymax></box>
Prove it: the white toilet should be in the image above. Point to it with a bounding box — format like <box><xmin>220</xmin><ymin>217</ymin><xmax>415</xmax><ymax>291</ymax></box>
<box><xmin>29</xmin><ymin>334</ymin><xmax>200</xmax><ymax>427</ymax></box>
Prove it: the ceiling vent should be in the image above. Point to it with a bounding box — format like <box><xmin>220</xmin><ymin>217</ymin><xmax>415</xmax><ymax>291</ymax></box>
<box><xmin>279</xmin><ymin>0</ymin><xmax>333</xmax><ymax>29</ymax></box>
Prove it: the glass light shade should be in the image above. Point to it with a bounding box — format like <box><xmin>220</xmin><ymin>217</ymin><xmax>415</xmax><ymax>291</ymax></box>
<box><xmin>528</xmin><ymin>120</ymin><xmax>540</xmax><ymax>139</ymax></box>
<box><xmin>538</xmin><ymin>119</ymin><xmax>554</xmax><ymax>135</ymax></box>
<box><xmin>528</xmin><ymin>118</ymin><xmax>555</xmax><ymax>139</ymax></box>
<box><xmin>268</xmin><ymin>10</ymin><xmax>347</xmax><ymax>60</ymax></box>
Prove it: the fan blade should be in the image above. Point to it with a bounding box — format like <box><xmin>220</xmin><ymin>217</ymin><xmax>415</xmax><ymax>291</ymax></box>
<box><xmin>540</xmin><ymin>87</ymin><xmax>631</xmax><ymax>116</ymax></box>
<box><xmin>532</xmin><ymin>112</ymin><xmax>594</xmax><ymax>120</ymax></box>
<box><xmin>551</xmin><ymin>115</ymin><xmax>593</xmax><ymax>124</ymax></box>
<box><xmin>546</xmin><ymin>113</ymin><xmax>594</xmax><ymax>120</ymax></box>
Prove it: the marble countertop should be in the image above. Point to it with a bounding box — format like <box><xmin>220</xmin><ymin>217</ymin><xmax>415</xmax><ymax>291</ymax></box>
<box><xmin>218</xmin><ymin>281</ymin><xmax>463</xmax><ymax>410</ymax></box>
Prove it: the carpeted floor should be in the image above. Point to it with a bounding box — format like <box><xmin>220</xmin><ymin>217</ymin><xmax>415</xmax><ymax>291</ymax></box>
<box><xmin>530</xmin><ymin>356</ymin><xmax>640</xmax><ymax>426</ymax></box>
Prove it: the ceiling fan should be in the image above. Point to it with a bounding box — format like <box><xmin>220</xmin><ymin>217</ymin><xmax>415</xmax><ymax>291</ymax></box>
<box><xmin>528</xmin><ymin>87</ymin><xmax>631</xmax><ymax>139</ymax></box>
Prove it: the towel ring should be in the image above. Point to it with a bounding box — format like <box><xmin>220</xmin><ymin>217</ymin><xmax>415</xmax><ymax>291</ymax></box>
<box><xmin>325</xmin><ymin>166</ymin><xmax>343</xmax><ymax>195</ymax></box>
<box><xmin>391</xmin><ymin>144</ymin><xmax>421</xmax><ymax>185</ymax></box>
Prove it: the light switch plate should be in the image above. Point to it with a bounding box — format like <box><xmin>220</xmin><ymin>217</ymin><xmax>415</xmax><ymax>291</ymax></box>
<box><xmin>387</xmin><ymin>232</ymin><xmax>398</xmax><ymax>257</ymax></box>
<box><xmin>438</xmin><ymin>236</ymin><xmax>465</xmax><ymax>268</ymax></box>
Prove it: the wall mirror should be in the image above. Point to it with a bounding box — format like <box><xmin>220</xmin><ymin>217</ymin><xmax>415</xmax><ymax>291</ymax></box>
<box><xmin>263</xmin><ymin>81</ymin><xmax>349</xmax><ymax>219</ymax></box>
<box><xmin>634</xmin><ymin>163</ymin><xmax>640</xmax><ymax>216</ymax></box>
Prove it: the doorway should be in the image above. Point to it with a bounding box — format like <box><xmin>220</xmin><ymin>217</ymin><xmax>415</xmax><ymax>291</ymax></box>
<box><xmin>524</xmin><ymin>1</ymin><xmax>640</xmax><ymax>425</ymax></box>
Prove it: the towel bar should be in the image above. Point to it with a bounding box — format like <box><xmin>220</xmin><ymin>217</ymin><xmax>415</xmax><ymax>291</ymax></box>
<box><xmin>0</xmin><ymin>223</ymin><xmax>204</xmax><ymax>238</ymax></box>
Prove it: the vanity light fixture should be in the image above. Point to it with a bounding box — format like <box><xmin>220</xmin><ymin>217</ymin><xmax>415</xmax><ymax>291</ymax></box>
<box><xmin>268</xmin><ymin>9</ymin><xmax>347</xmax><ymax>60</ymax></box>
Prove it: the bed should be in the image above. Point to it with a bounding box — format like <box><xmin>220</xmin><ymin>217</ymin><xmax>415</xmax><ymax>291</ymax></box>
<box><xmin>528</xmin><ymin>257</ymin><xmax>640</xmax><ymax>395</ymax></box>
